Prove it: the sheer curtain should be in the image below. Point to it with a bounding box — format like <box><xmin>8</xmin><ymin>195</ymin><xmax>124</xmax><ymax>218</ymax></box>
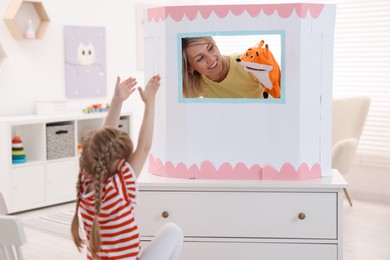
<box><xmin>330</xmin><ymin>0</ymin><xmax>390</xmax><ymax>167</ymax></box>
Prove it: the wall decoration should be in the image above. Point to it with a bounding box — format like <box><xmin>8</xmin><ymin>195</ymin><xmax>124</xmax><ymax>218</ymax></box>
<box><xmin>64</xmin><ymin>26</ymin><xmax>106</xmax><ymax>99</ymax></box>
<box><xmin>4</xmin><ymin>0</ymin><xmax>50</xmax><ymax>40</ymax></box>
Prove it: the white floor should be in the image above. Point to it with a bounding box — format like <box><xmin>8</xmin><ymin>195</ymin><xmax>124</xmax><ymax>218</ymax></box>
<box><xmin>343</xmin><ymin>199</ymin><xmax>390</xmax><ymax>260</ymax></box>
<box><xmin>15</xmin><ymin>202</ymin><xmax>84</xmax><ymax>260</ymax></box>
<box><xmin>12</xmin><ymin>199</ymin><xmax>390</xmax><ymax>260</ymax></box>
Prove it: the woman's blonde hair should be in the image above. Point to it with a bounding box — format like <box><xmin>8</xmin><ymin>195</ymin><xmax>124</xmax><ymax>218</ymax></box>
<box><xmin>71</xmin><ymin>127</ymin><xmax>133</xmax><ymax>259</ymax></box>
<box><xmin>182</xmin><ymin>36</ymin><xmax>217</xmax><ymax>98</ymax></box>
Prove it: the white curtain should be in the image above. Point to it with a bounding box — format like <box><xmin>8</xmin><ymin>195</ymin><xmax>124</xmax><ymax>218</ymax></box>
<box><xmin>330</xmin><ymin>0</ymin><xmax>390</xmax><ymax>167</ymax></box>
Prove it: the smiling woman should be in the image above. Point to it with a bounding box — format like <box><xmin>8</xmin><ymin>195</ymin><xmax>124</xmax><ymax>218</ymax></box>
<box><xmin>180</xmin><ymin>33</ymin><xmax>283</xmax><ymax>101</ymax></box>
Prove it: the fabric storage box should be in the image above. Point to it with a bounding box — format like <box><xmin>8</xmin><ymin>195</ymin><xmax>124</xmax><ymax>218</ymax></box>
<box><xmin>119</xmin><ymin>116</ymin><xmax>129</xmax><ymax>134</ymax></box>
<box><xmin>46</xmin><ymin>122</ymin><xmax>75</xmax><ymax>160</ymax></box>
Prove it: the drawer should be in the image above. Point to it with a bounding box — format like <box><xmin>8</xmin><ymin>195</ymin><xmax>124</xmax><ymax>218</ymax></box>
<box><xmin>141</xmin><ymin>241</ymin><xmax>337</xmax><ymax>260</ymax></box>
<box><xmin>136</xmin><ymin>191</ymin><xmax>337</xmax><ymax>239</ymax></box>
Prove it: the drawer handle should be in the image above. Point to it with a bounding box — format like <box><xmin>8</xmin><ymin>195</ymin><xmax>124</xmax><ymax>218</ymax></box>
<box><xmin>162</xmin><ymin>211</ymin><xmax>169</xmax><ymax>218</ymax></box>
<box><xmin>56</xmin><ymin>130</ymin><xmax>68</xmax><ymax>135</ymax></box>
<box><xmin>298</xmin><ymin>212</ymin><xmax>306</xmax><ymax>220</ymax></box>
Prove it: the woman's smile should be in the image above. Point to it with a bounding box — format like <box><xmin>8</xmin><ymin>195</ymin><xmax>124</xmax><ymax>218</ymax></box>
<box><xmin>208</xmin><ymin>60</ymin><xmax>218</xmax><ymax>70</ymax></box>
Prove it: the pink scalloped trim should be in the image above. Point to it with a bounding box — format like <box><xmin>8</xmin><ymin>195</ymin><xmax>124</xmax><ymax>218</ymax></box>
<box><xmin>149</xmin><ymin>155</ymin><xmax>322</xmax><ymax>180</ymax></box>
<box><xmin>262</xmin><ymin>163</ymin><xmax>322</xmax><ymax>180</ymax></box>
<box><xmin>147</xmin><ymin>4</ymin><xmax>324</xmax><ymax>23</ymax></box>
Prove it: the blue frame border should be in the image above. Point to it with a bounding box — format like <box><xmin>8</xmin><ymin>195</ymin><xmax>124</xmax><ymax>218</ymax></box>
<box><xmin>177</xmin><ymin>30</ymin><xmax>286</xmax><ymax>104</ymax></box>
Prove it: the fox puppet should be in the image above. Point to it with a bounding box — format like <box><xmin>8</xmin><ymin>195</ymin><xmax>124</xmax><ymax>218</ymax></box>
<box><xmin>237</xmin><ymin>40</ymin><xmax>281</xmax><ymax>99</ymax></box>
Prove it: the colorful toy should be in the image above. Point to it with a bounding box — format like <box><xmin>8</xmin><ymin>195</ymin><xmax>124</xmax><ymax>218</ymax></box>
<box><xmin>77</xmin><ymin>141</ymin><xmax>83</xmax><ymax>155</ymax></box>
<box><xmin>237</xmin><ymin>40</ymin><xmax>281</xmax><ymax>99</ymax></box>
<box><xmin>82</xmin><ymin>103</ymin><xmax>110</xmax><ymax>114</ymax></box>
<box><xmin>12</xmin><ymin>136</ymin><xmax>27</xmax><ymax>164</ymax></box>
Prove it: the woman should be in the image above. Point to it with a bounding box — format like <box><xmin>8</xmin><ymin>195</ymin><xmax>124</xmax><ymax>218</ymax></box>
<box><xmin>182</xmin><ymin>36</ymin><xmax>263</xmax><ymax>98</ymax></box>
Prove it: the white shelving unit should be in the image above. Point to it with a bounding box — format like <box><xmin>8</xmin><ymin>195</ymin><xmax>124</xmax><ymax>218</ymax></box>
<box><xmin>0</xmin><ymin>112</ymin><xmax>130</xmax><ymax>213</ymax></box>
<box><xmin>136</xmin><ymin>170</ymin><xmax>347</xmax><ymax>260</ymax></box>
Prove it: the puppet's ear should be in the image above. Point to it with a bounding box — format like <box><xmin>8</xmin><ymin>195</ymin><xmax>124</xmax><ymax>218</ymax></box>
<box><xmin>258</xmin><ymin>40</ymin><xmax>265</xmax><ymax>48</ymax></box>
<box><xmin>264</xmin><ymin>44</ymin><xmax>269</xmax><ymax>58</ymax></box>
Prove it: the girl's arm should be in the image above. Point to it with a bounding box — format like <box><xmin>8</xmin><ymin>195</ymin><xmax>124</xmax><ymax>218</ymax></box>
<box><xmin>104</xmin><ymin>76</ymin><xmax>137</xmax><ymax>128</ymax></box>
<box><xmin>129</xmin><ymin>75</ymin><xmax>161</xmax><ymax>176</ymax></box>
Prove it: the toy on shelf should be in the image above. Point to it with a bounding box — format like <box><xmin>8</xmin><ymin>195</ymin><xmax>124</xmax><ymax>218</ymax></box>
<box><xmin>82</xmin><ymin>103</ymin><xmax>110</xmax><ymax>114</ymax></box>
<box><xmin>12</xmin><ymin>136</ymin><xmax>27</xmax><ymax>164</ymax></box>
<box><xmin>77</xmin><ymin>142</ymin><xmax>83</xmax><ymax>155</ymax></box>
<box><xmin>24</xmin><ymin>19</ymin><xmax>36</xmax><ymax>39</ymax></box>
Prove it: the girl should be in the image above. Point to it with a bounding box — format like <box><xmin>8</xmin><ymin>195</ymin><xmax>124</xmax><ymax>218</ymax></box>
<box><xmin>71</xmin><ymin>75</ymin><xmax>183</xmax><ymax>260</ymax></box>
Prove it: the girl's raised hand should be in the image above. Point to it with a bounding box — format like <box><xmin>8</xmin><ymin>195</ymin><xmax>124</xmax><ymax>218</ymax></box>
<box><xmin>114</xmin><ymin>76</ymin><xmax>138</xmax><ymax>102</ymax></box>
<box><xmin>138</xmin><ymin>75</ymin><xmax>161</xmax><ymax>104</ymax></box>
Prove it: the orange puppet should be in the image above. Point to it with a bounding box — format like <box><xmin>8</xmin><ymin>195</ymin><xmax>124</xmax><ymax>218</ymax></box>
<box><xmin>237</xmin><ymin>40</ymin><xmax>281</xmax><ymax>99</ymax></box>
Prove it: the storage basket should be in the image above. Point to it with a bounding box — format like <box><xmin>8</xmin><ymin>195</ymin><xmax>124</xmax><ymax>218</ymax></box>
<box><xmin>46</xmin><ymin>122</ymin><xmax>75</xmax><ymax>160</ymax></box>
<box><xmin>119</xmin><ymin>117</ymin><xmax>129</xmax><ymax>134</ymax></box>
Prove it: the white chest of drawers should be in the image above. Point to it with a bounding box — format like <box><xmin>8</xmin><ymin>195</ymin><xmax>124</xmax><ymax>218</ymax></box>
<box><xmin>135</xmin><ymin>170</ymin><xmax>347</xmax><ymax>260</ymax></box>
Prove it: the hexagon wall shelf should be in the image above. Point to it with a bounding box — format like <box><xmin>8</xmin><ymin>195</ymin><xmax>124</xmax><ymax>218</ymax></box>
<box><xmin>3</xmin><ymin>0</ymin><xmax>50</xmax><ymax>40</ymax></box>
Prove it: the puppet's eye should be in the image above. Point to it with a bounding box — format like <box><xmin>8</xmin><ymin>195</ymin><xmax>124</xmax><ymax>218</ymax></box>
<box><xmin>256</xmin><ymin>51</ymin><xmax>259</xmax><ymax>56</ymax></box>
<box><xmin>246</xmin><ymin>53</ymin><xmax>249</xmax><ymax>56</ymax></box>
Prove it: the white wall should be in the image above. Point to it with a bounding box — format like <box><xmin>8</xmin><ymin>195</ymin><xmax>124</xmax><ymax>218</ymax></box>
<box><xmin>0</xmin><ymin>0</ymin><xmax>197</xmax><ymax>142</ymax></box>
<box><xmin>345</xmin><ymin>164</ymin><xmax>390</xmax><ymax>204</ymax></box>
<box><xmin>0</xmin><ymin>0</ymin><xmax>137</xmax><ymax>141</ymax></box>
<box><xmin>0</xmin><ymin>0</ymin><xmax>388</xmax><ymax>204</ymax></box>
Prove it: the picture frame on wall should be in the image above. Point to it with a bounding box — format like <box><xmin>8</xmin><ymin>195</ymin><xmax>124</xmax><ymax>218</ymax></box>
<box><xmin>64</xmin><ymin>25</ymin><xmax>107</xmax><ymax>99</ymax></box>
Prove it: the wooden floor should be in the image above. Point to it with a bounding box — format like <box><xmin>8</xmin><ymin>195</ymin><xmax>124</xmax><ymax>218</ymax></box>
<box><xmin>13</xmin><ymin>199</ymin><xmax>390</xmax><ymax>260</ymax></box>
<box><xmin>343</xmin><ymin>199</ymin><xmax>390</xmax><ymax>260</ymax></box>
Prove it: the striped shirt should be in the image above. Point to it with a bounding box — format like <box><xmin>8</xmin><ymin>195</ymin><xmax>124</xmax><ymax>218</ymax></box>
<box><xmin>79</xmin><ymin>162</ymin><xmax>140</xmax><ymax>259</ymax></box>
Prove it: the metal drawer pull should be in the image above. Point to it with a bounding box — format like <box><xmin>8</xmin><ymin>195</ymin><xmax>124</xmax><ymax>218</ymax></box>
<box><xmin>298</xmin><ymin>212</ymin><xmax>306</xmax><ymax>220</ymax></box>
<box><xmin>162</xmin><ymin>211</ymin><xmax>169</xmax><ymax>218</ymax></box>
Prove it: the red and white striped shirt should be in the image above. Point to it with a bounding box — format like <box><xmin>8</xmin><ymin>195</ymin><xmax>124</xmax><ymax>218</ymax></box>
<box><xmin>79</xmin><ymin>162</ymin><xmax>140</xmax><ymax>259</ymax></box>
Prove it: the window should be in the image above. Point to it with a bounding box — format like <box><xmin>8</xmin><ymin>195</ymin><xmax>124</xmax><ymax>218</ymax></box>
<box><xmin>330</xmin><ymin>0</ymin><xmax>390</xmax><ymax>167</ymax></box>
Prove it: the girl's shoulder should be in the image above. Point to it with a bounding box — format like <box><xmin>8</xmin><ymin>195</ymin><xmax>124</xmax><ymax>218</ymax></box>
<box><xmin>103</xmin><ymin>161</ymin><xmax>136</xmax><ymax>185</ymax></box>
<box><xmin>116</xmin><ymin>161</ymin><xmax>137</xmax><ymax>182</ymax></box>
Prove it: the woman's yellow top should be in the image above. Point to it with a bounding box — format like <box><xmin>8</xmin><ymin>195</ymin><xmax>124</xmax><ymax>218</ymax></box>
<box><xmin>201</xmin><ymin>56</ymin><xmax>263</xmax><ymax>98</ymax></box>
